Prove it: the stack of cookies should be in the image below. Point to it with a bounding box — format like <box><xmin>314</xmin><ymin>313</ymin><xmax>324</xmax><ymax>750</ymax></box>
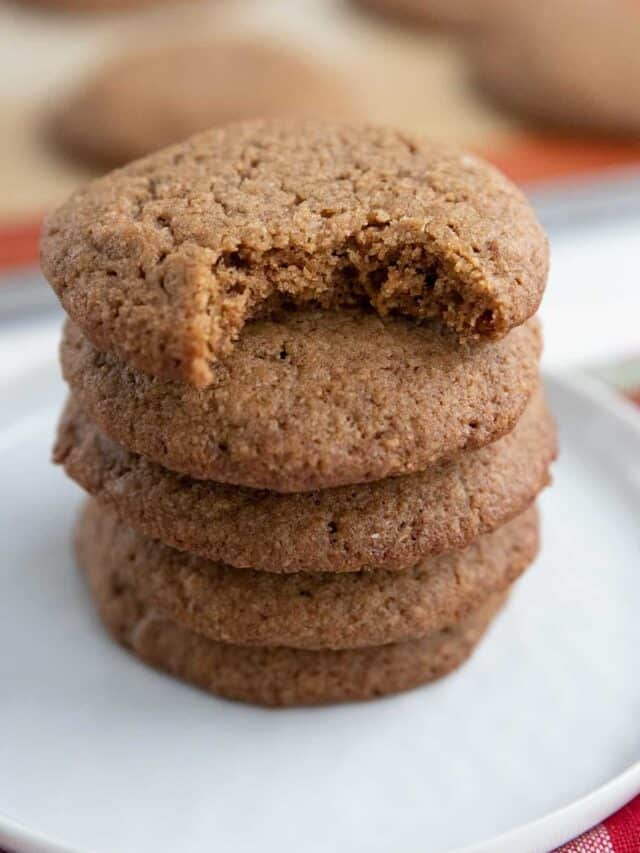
<box><xmin>43</xmin><ymin>120</ymin><xmax>556</xmax><ymax>707</ymax></box>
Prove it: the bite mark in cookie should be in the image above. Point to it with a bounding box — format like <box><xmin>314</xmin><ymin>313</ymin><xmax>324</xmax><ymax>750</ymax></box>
<box><xmin>42</xmin><ymin>120</ymin><xmax>548</xmax><ymax>386</ymax></box>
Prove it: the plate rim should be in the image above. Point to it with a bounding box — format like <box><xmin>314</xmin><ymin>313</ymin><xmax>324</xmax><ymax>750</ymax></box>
<box><xmin>0</xmin><ymin>364</ymin><xmax>638</xmax><ymax>853</ymax></box>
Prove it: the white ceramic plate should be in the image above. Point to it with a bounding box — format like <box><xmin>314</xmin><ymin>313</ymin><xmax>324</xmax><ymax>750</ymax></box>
<box><xmin>0</xmin><ymin>357</ymin><xmax>638</xmax><ymax>853</ymax></box>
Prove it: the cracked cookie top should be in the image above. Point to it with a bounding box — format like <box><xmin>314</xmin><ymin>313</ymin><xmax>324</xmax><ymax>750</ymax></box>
<box><xmin>42</xmin><ymin>119</ymin><xmax>548</xmax><ymax>386</ymax></box>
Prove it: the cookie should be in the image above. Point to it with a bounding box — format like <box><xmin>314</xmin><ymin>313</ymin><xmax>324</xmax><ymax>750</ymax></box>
<box><xmin>354</xmin><ymin>0</ymin><xmax>484</xmax><ymax>28</ymax></box>
<box><xmin>17</xmin><ymin>0</ymin><xmax>194</xmax><ymax>11</ymax></box>
<box><xmin>81</xmin><ymin>540</ymin><xmax>507</xmax><ymax>706</ymax></box>
<box><xmin>41</xmin><ymin>120</ymin><xmax>549</xmax><ymax>387</ymax></box>
<box><xmin>74</xmin><ymin>498</ymin><xmax>537</xmax><ymax>649</ymax></box>
<box><xmin>60</xmin><ymin>311</ymin><xmax>542</xmax><ymax>492</ymax></box>
<box><xmin>50</xmin><ymin>42</ymin><xmax>355</xmax><ymax>168</ymax></box>
<box><xmin>56</xmin><ymin>389</ymin><xmax>554</xmax><ymax>571</ymax></box>
<box><xmin>469</xmin><ymin>0</ymin><xmax>640</xmax><ymax>134</ymax></box>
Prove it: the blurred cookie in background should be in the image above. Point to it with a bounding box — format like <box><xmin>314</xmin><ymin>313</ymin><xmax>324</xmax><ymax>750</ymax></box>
<box><xmin>14</xmin><ymin>0</ymin><xmax>201</xmax><ymax>11</ymax></box>
<box><xmin>468</xmin><ymin>0</ymin><xmax>640</xmax><ymax>135</ymax></box>
<box><xmin>49</xmin><ymin>40</ymin><xmax>356</xmax><ymax>168</ymax></box>
<box><xmin>352</xmin><ymin>0</ymin><xmax>485</xmax><ymax>29</ymax></box>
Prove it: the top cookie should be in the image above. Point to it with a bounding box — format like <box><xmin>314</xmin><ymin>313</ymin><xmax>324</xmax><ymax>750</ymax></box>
<box><xmin>41</xmin><ymin>120</ymin><xmax>548</xmax><ymax>387</ymax></box>
<box><xmin>50</xmin><ymin>42</ymin><xmax>355</xmax><ymax>168</ymax></box>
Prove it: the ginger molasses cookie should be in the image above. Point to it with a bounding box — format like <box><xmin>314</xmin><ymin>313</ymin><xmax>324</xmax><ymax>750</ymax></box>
<box><xmin>60</xmin><ymin>312</ymin><xmax>542</xmax><ymax>491</ymax></box>
<box><xmin>56</xmin><ymin>390</ymin><xmax>554</xmax><ymax>571</ymax></box>
<box><xmin>353</xmin><ymin>0</ymin><xmax>485</xmax><ymax>29</ymax></box>
<box><xmin>81</xmin><ymin>539</ymin><xmax>507</xmax><ymax>706</ymax></box>
<box><xmin>75</xmin><ymin>499</ymin><xmax>538</xmax><ymax>649</ymax></box>
<box><xmin>469</xmin><ymin>0</ymin><xmax>640</xmax><ymax>135</ymax></box>
<box><xmin>42</xmin><ymin>120</ymin><xmax>549</xmax><ymax>387</ymax></box>
<box><xmin>18</xmin><ymin>0</ymin><xmax>197</xmax><ymax>11</ymax></box>
<box><xmin>50</xmin><ymin>42</ymin><xmax>355</xmax><ymax>168</ymax></box>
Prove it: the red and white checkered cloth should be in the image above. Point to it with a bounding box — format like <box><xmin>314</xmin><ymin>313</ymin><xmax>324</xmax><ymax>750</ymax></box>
<box><xmin>554</xmin><ymin>794</ymin><xmax>640</xmax><ymax>852</ymax></box>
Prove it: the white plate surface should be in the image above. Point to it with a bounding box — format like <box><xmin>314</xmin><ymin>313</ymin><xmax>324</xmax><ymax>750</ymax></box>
<box><xmin>0</xmin><ymin>361</ymin><xmax>638</xmax><ymax>853</ymax></box>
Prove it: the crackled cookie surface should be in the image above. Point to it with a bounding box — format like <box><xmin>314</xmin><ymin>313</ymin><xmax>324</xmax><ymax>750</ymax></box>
<box><xmin>42</xmin><ymin>120</ymin><xmax>548</xmax><ymax>386</ymax></box>
<box><xmin>60</xmin><ymin>311</ymin><xmax>541</xmax><ymax>491</ymax></box>
<box><xmin>56</xmin><ymin>390</ymin><xmax>554</xmax><ymax>571</ymax></box>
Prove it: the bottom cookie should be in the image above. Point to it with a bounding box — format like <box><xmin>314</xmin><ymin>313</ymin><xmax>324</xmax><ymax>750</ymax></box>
<box><xmin>81</xmin><ymin>547</ymin><xmax>507</xmax><ymax>706</ymax></box>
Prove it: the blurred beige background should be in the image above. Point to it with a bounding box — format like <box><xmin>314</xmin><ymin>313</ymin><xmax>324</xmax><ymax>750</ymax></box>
<box><xmin>0</xmin><ymin>0</ymin><xmax>519</xmax><ymax>224</ymax></box>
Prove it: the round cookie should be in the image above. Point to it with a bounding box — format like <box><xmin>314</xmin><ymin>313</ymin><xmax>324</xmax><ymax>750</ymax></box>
<box><xmin>50</xmin><ymin>42</ymin><xmax>355</xmax><ymax>168</ymax></box>
<box><xmin>353</xmin><ymin>0</ymin><xmax>485</xmax><ymax>29</ymax></box>
<box><xmin>16</xmin><ymin>0</ymin><xmax>196</xmax><ymax>11</ymax></box>
<box><xmin>60</xmin><ymin>311</ymin><xmax>542</xmax><ymax>492</ymax></box>
<box><xmin>41</xmin><ymin>120</ymin><xmax>549</xmax><ymax>387</ymax></box>
<box><xmin>56</xmin><ymin>389</ymin><xmax>554</xmax><ymax>572</ymax></box>
<box><xmin>469</xmin><ymin>0</ymin><xmax>640</xmax><ymax>135</ymax></box>
<box><xmin>75</xmin><ymin>499</ymin><xmax>537</xmax><ymax>649</ymax></box>
<box><xmin>81</xmin><ymin>541</ymin><xmax>507</xmax><ymax>706</ymax></box>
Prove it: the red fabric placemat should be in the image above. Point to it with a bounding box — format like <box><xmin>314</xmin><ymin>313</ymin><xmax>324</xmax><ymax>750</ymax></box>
<box><xmin>554</xmin><ymin>793</ymin><xmax>640</xmax><ymax>852</ymax></box>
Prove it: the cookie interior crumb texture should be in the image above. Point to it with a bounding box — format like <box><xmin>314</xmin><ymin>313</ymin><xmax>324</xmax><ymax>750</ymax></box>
<box><xmin>41</xmin><ymin>120</ymin><xmax>548</xmax><ymax>387</ymax></box>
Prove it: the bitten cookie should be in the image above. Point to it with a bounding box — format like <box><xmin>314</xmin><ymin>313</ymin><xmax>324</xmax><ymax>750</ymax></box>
<box><xmin>41</xmin><ymin>120</ymin><xmax>549</xmax><ymax>386</ymax></box>
<box><xmin>81</xmin><ymin>540</ymin><xmax>507</xmax><ymax>706</ymax></box>
<box><xmin>75</xmin><ymin>499</ymin><xmax>538</xmax><ymax>649</ymax></box>
<box><xmin>60</xmin><ymin>312</ymin><xmax>542</xmax><ymax>491</ymax></box>
<box><xmin>50</xmin><ymin>42</ymin><xmax>355</xmax><ymax>168</ymax></box>
<box><xmin>56</xmin><ymin>389</ymin><xmax>554</xmax><ymax>571</ymax></box>
<box><xmin>469</xmin><ymin>0</ymin><xmax>640</xmax><ymax>135</ymax></box>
